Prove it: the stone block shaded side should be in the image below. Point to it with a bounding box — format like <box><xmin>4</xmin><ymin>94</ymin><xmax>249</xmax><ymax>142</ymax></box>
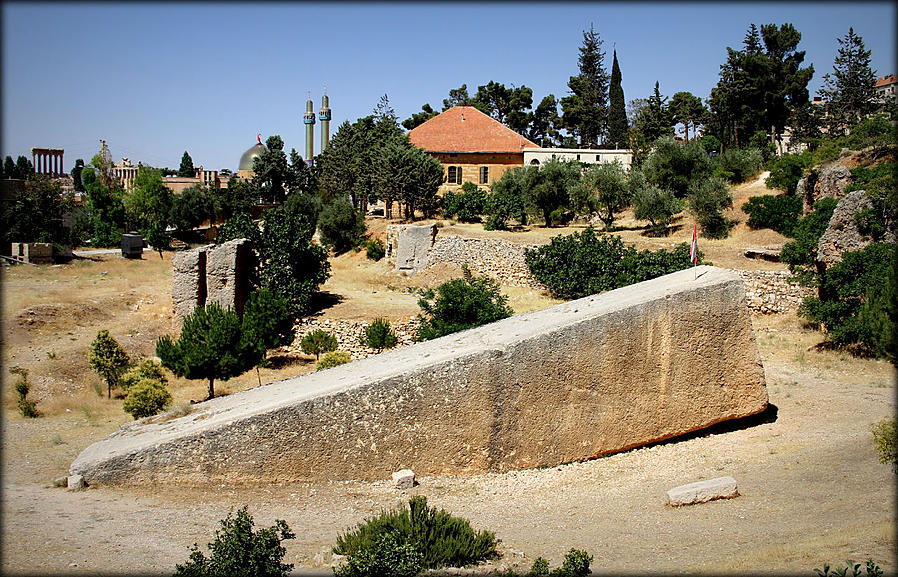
<box><xmin>394</xmin><ymin>224</ymin><xmax>437</xmax><ymax>273</ymax></box>
<box><xmin>171</xmin><ymin>246</ymin><xmax>208</xmax><ymax>319</ymax></box>
<box><xmin>206</xmin><ymin>238</ymin><xmax>249</xmax><ymax>316</ymax></box>
<box><xmin>71</xmin><ymin>266</ymin><xmax>767</xmax><ymax>485</ymax></box>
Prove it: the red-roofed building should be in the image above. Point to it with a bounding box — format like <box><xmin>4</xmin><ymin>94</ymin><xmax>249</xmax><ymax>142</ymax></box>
<box><xmin>874</xmin><ymin>74</ymin><xmax>897</xmax><ymax>104</ymax></box>
<box><xmin>408</xmin><ymin>106</ymin><xmax>538</xmax><ymax>194</ymax></box>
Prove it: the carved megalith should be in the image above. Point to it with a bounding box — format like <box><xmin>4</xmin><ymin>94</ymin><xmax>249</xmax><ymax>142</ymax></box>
<box><xmin>71</xmin><ymin>266</ymin><xmax>768</xmax><ymax>485</ymax></box>
<box><xmin>171</xmin><ymin>239</ymin><xmax>250</xmax><ymax>318</ymax></box>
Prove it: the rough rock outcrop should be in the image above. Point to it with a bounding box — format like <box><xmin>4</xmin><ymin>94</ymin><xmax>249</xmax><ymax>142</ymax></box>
<box><xmin>816</xmin><ymin>190</ymin><xmax>875</xmax><ymax>267</ymax></box>
<box><xmin>804</xmin><ymin>165</ymin><xmax>852</xmax><ymax>214</ymax></box>
<box><xmin>71</xmin><ymin>266</ymin><xmax>767</xmax><ymax>485</ymax></box>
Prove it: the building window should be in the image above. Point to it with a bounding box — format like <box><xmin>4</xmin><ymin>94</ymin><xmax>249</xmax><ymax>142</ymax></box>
<box><xmin>576</xmin><ymin>154</ymin><xmax>581</xmax><ymax>161</ymax></box>
<box><xmin>479</xmin><ymin>166</ymin><xmax>489</xmax><ymax>184</ymax></box>
<box><xmin>447</xmin><ymin>166</ymin><xmax>462</xmax><ymax>184</ymax></box>
<box><xmin>595</xmin><ymin>154</ymin><xmax>601</xmax><ymax>161</ymax></box>
<box><xmin>530</xmin><ymin>159</ymin><xmax>540</xmax><ymax>165</ymax></box>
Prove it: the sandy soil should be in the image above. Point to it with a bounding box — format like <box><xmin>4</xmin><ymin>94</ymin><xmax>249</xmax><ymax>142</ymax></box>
<box><xmin>1</xmin><ymin>176</ymin><xmax>895</xmax><ymax>575</ymax></box>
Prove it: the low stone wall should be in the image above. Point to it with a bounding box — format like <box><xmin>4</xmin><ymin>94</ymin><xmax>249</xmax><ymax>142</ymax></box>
<box><xmin>293</xmin><ymin>317</ymin><xmax>421</xmax><ymax>360</ymax></box>
<box><xmin>429</xmin><ymin>235</ymin><xmax>544</xmax><ymax>288</ymax></box>
<box><xmin>70</xmin><ymin>266</ymin><xmax>767</xmax><ymax>485</ymax></box>
<box><xmin>731</xmin><ymin>270</ymin><xmax>815</xmax><ymax>314</ymax></box>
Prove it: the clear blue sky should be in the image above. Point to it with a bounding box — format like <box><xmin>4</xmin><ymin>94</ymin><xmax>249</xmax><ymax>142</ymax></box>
<box><xmin>3</xmin><ymin>2</ymin><xmax>895</xmax><ymax>172</ymax></box>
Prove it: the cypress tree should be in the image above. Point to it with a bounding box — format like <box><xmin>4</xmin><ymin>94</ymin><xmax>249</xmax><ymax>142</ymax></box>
<box><xmin>607</xmin><ymin>49</ymin><xmax>628</xmax><ymax>149</ymax></box>
<box><xmin>178</xmin><ymin>151</ymin><xmax>195</xmax><ymax>177</ymax></box>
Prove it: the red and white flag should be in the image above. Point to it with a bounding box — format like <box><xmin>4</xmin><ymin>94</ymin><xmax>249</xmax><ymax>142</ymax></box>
<box><xmin>689</xmin><ymin>224</ymin><xmax>698</xmax><ymax>265</ymax></box>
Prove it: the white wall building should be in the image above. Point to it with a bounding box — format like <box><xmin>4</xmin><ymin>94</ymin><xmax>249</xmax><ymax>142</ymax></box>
<box><xmin>523</xmin><ymin>148</ymin><xmax>632</xmax><ymax>171</ymax></box>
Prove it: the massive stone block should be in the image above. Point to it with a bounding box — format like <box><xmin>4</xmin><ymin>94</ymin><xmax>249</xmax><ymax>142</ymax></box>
<box><xmin>171</xmin><ymin>246</ymin><xmax>207</xmax><ymax>319</ymax></box>
<box><xmin>71</xmin><ymin>266</ymin><xmax>767</xmax><ymax>485</ymax></box>
<box><xmin>205</xmin><ymin>238</ymin><xmax>250</xmax><ymax>317</ymax></box>
<box><xmin>388</xmin><ymin>224</ymin><xmax>437</xmax><ymax>273</ymax></box>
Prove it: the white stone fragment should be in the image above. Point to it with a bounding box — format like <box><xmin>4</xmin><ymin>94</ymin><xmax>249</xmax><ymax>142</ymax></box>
<box><xmin>666</xmin><ymin>476</ymin><xmax>738</xmax><ymax>506</ymax></box>
<box><xmin>67</xmin><ymin>474</ymin><xmax>85</xmax><ymax>491</ymax></box>
<box><xmin>392</xmin><ymin>468</ymin><xmax>415</xmax><ymax>490</ymax></box>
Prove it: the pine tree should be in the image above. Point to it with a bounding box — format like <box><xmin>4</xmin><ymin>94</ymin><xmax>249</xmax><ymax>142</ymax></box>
<box><xmin>178</xmin><ymin>151</ymin><xmax>195</xmax><ymax>177</ymax></box>
<box><xmin>607</xmin><ymin>50</ymin><xmax>628</xmax><ymax>149</ymax></box>
<box><xmin>561</xmin><ymin>24</ymin><xmax>610</xmax><ymax>148</ymax></box>
<box><xmin>819</xmin><ymin>27</ymin><xmax>878</xmax><ymax>135</ymax></box>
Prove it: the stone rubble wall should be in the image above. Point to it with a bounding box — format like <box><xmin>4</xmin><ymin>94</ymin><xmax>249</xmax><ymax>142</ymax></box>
<box><xmin>730</xmin><ymin>270</ymin><xmax>815</xmax><ymax>315</ymax></box>
<box><xmin>70</xmin><ymin>266</ymin><xmax>768</xmax><ymax>485</ymax></box>
<box><xmin>293</xmin><ymin>317</ymin><xmax>421</xmax><ymax>360</ymax></box>
<box><xmin>429</xmin><ymin>235</ymin><xmax>545</xmax><ymax>288</ymax></box>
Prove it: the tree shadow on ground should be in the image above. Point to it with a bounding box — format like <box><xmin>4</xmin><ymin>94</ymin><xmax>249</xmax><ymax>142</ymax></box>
<box><xmin>264</xmin><ymin>354</ymin><xmax>309</xmax><ymax>370</ymax></box>
<box><xmin>306</xmin><ymin>291</ymin><xmax>344</xmax><ymax>316</ymax></box>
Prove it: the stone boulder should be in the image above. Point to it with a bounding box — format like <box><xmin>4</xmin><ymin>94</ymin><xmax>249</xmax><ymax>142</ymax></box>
<box><xmin>805</xmin><ymin>165</ymin><xmax>852</xmax><ymax>214</ymax></box>
<box><xmin>816</xmin><ymin>190</ymin><xmax>875</xmax><ymax>267</ymax></box>
<box><xmin>389</xmin><ymin>224</ymin><xmax>437</xmax><ymax>273</ymax></box>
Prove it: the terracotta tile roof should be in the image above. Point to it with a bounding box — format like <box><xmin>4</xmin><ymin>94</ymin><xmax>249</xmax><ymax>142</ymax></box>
<box><xmin>875</xmin><ymin>74</ymin><xmax>897</xmax><ymax>87</ymax></box>
<box><xmin>408</xmin><ymin>106</ymin><xmax>538</xmax><ymax>153</ymax></box>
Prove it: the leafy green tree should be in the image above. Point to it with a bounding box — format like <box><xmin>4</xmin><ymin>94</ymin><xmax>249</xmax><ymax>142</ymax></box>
<box><xmin>119</xmin><ymin>359</ymin><xmax>168</xmax><ymax>393</ymax></box>
<box><xmin>575</xmin><ymin>161</ymin><xmax>629</xmax><ymax>229</ymax></box>
<box><xmin>669</xmin><ymin>91</ymin><xmax>707</xmax><ymax>141</ymax></box>
<box><xmin>300</xmin><ymin>329</ymin><xmax>338</xmax><ymax>361</ymax></box>
<box><xmin>780</xmin><ymin>197</ymin><xmax>838</xmax><ymax>276</ymax></box>
<box><xmin>71</xmin><ymin>158</ymin><xmax>85</xmax><ymax>192</ymax></box>
<box><xmin>402</xmin><ymin>103</ymin><xmax>438</xmax><ymax>130</ymax></box>
<box><xmin>607</xmin><ymin>50</ymin><xmax>628</xmax><ymax>149</ymax></box>
<box><xmin>89</xmin><ymin>330</ymin><xmax>131</xmax><ymax>399</ymax></box>
<box><xmin>689</xmin><ymin>176</ymin><xmax>734</xmax><ymax>239</ymax></box>
<box><xmin>218</xmin><ymin>176</ymin><xmax>256</xmax><ymax>219</ymax></box>
<box><xmin>15</xmin><ymin>156</ymin><xmax>34</xmax><ymax>180</ymax></box>
<box><xmin>484</xmin><ymin>167</ymin><xmax>528</xmax><ymax>230</ymax></box>
<box><xmin>474</xmin><ymin>81</ymin><xmax>534</xmax><ymax>135</ymax></box>
<box><xmin>561</xmin><ymin>24</ymin><xmax>609</xmax><ymax>147</ymax></box>
<box><xmin>633</xmin><ymin>82</ymin><xmax>674</xmax><ymax>144</ymax></box>
<box><xmin>741</xmin><ymin>194</ymin><xmax>803</xmax><ymax>236</ymax></box>
<box><xmin>818</xmin><ymin>27</ymin><xmax>878</xmax><ymax>135</ymax></box>
<box><xmin>170</xmin><ymin>184</ymin><xmax>216</xmax><ymax>234</ymax></box>
<box><xmin>122</xmin><ymin>379</ymin><xmax>172</xmax><ymax>419</ymax></box>
<box><xmin>82</xmin><ymin>166</ymin><xmax>126</xmax><ymax>247</ymax></box>
<box><xmin>526</xmin><ymin>158</ymin><xmax>580</xmax><ymax>226</ymax></box>
<box><xmin>527</xmin><ymin>94</ymin><xmax>562</xmax><ymax>147</ymax></box>
<box><xmin>632</xmin><ymin>185</ymin><xmax>683</xmax><ymax>236</ymax></box>
<box><xmin>443</xmin><ymin>84</ymin><xmax>476</xmax><ymax>110</ymax></box>
<box><xmin>318</xmin><ymin>197</ymin><xmax>367</xmax><ymax>253</ymax></box>
<box><xmin>371</xmin><ymin>138</ymin><xmax>441</xmax><ymax>220</ymax></box>
<box><xmin>156</xmin><ymin>302</ymin><xmax>247</xmax><ymax>401</ymax></box>
<box><xmin>251</xmin><ymin>135</ymin><xmax>290</xmax><ymax>204</ymax></box>
<box><xmin>404</xmin><ymin>145</ymin><xmax>444</xmax><ymax>219</ymax></box>
<box><xmin>124</xmin><ymin>167</ymin><xmax>173</xmax><ymax>258</ymax></box>
<box><xmin>766</xmin><ymin>152</ymin><xmax>808</xmax><ymax>195</ymax></box>
<box><xmin>239</xmin><ymin>289</ymin><xmax>293</xmax><ymax>382</ymax></box>
<box><xmin>1</xmin><ymin>176</ymin><xmax>74</xmax><ymax>247</ymax></box>
<box><xmin>800</xmin><ymin>243</ymin><xmax>895</xmax><ymax>360</ymax></box>
<box><xmin>442</xmin><ymin>182</ymin><xmax>487</xmax><ymax>223</ymax></box>
<box><xmin>178</xmin><ymin>151</ymin><xmax>195</xmax><ymax>177</ymax></box>
<box><xmin>642</xmin><ymin>137</ymin><xmax>712</xmax><ymax>198</ymax></box>
<box><xmin>416</xmin><ymin>266</ymin><xmax>513</xmax><ymax>341</ymax></box>
<box><xmin>174</xmin><ymin>506</ymin><xmax>294</xmax><ymax>577</ymax></box>
<box><xmin>2</xmin><ymin>156</ymin><xmax>16</xmax><ymax>179</ymax></box>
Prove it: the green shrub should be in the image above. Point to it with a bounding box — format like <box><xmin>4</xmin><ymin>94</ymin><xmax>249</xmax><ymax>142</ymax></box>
<box><xmin>119</xmin><ymin>359</ymin><xmax>168</xmax><ymax>393</ymax></box>
<box><xmin>319</xmin><ymin>197</ymin><xmax>367</xmax><ymax>254</ymax></box>
<box><xmin>530</xmin><ymin>557</ymin><xmax>550</xmax><ymax>575</ymax></box>
<box><xmin>361</xmin><ymin>318</ymin><xmax>398</xmax><ymax>350</ymax></box>
<box><xmin>848</xmin><ymin>163</ymin><xmax>897</xmax><ymax>241</ymax></box>
<box><xmin>525</xmin><ymin>227</ymin><xmax>700</xmax><ymax>300</ymax></box>
<box><xmin>416</xmin><ymin>266</ymin><xmax>513</xmax><ymax>341</ymax></box>
<box><xmin>334</xmin><ymin>530</ymin><xmax>423</xmax><ymax>577</ymax></box>
<box><xmin>799</xmin><ymin>242</ymin><xmax>896</xmax><ymax>359</ymax></box>
<box><xmin>174</xmin><ymin>506</ymin><xmax>294</xmax><ymax>577</ymax></box>
<box><xmin>741</xmin><ymin>195</ymin><xmax>803</xmax><ymax>236</ymax></box>
<box><xmin>815</xmin><ymin>559</ymin><xmax>883</xmax><ymax>577</ymax></box>
<box><xmin>10</xmin><ymin>366</ymin><xmax>38</xmax><ymax>418</ymax></box>
<box><xmin>766</xmin><ymin>152</ymin><xmax>810</xmax><ymax>195</ymax></box>
<box><xmin>122</xmin><ymin>378</ymin><xmax>173</xmax><ymax>419</ymax></box>
<box><xmin>555</xmin><ymin>548</ymin><xmax>593</xmax><ymax>577</ymax></box>
<box><xmin>631</xmin><ymin>185</ymin><xmax>684</xmax><ymax>236</ymax></box>
<box><xmin>317</xmin><ymin>350</ymin><xmax>351</xmax><ymax>370</ymax></box>
<box><xmin>89</xmin><ymin>329</ymin><xmax>131</xmax><ymax>399</ymax></box>
<box><xmin>362</xmin><ymin>238</ymin><xmax>385</xmax><ymax>261</ymax></box>
<box><xmin>714</xmin><ymin>147</ymin><xmax>763</xmax><ymax>183</ymax></box>
<box><xmin>689</xmin><ymin>177</ymin><xmax>734</xmax><ymax>239</ymax></box>
<box><xmin>300</xmin><ymin>329</ymin><xmax>338</xmax><ymax>361</ymax></box>
<box><xmin>643</xmin><ymin>137</ymin><xmax>713</xmax><ymax>198</ymax></box>
<box><xmin>443</xmin><ymin>182</ymin><xmax>487</xmax><ymax>223</ymax></box>
<box><xmin>484</xmin><ymin>168</ymin><xmax>527</xmax><ymax>230</ymax></box>
<box><xmin>334</xmin><ymin>496</ymin><xmax>497</xmax><ymax>570</ymax></box>
<box><xmin>871</xmin><ymin>418</ymin><xmax>897</xmax><ymax>472</ymax></box>
<box><xmin>780</xmin><ymin>197</ymin><xmax>839</xmax><ymax>276</ymax></box>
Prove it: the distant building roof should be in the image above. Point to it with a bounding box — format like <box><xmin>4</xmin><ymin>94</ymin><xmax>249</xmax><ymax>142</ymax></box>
<box><xmin>875</xmin><ymin>74</ymin><xmax>897</xmax><ymax>87</ymax></box>
<box><xmin>408</xmin><ymin>106</ymin><xmax>538</xmax><ymax>153</ymax></box>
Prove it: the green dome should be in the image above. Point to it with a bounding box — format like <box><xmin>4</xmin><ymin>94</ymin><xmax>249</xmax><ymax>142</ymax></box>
<box><xmin>238</xmin><ymin>142</ymin><xmax>267</xmax><ymax>171</ymax></box>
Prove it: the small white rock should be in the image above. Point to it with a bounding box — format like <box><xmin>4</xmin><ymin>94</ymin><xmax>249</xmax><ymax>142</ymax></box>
<box><xmin>392</xmin><ymin>468</ymin><xmax>415</xmax><ymax>490</ymax></box>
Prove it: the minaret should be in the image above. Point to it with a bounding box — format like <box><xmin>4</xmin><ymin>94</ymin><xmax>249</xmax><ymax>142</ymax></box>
<box><xmin>304</xmin><ymin>91</ymin><xmax>315</xmax><ymax>162</ymax></box>
<box><xmin>319</xmin><ymin>87</ymin><xmax>331</xmax><ymax>152</ymax></box>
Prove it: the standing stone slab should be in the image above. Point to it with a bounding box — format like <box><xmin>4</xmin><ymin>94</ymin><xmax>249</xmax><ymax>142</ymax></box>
<box><xmin>71</xmin><ymin>266</ymin><xmax>768</xmax><ymax>485</ymax></box>
<box><xmin>393</xmin><ymin>224</ymin><xmax>437</xmax><ymax>273</ymax></box>
<box><xmin>171</xmin><ymin>245</ymin><xmax>208</xmax><ymax>319</ymax></box>
<box><xmin>205</xmin><ymin>238</ymin><xmax>250</xmax><ymax>317</ymax></box>
<box><xmin>666</xmin><ymin>476</ymin><xmax>739</xmax><ymax>506</ymax></box>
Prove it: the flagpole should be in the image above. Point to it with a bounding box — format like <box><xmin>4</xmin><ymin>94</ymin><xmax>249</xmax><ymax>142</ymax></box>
<box><xmin>690</xmin><ymin>224</ymin><xmax>698</xmax><ymax>280</ymax></box>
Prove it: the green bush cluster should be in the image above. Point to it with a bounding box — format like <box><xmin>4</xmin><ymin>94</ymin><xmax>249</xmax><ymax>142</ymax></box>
<box><xmin>361</xmin><ymin>318</ymin><xmax>398</xmax><ymax>350</ymax></box>
<box><xmin>871</xmin><ymin>418</ymin><xmax>897</xmax><ymax>472</ymax></box>
<box><xmin>10</xmin><ymin>366</ymin><xmax>38</xmax><ymax>418</ymax></box>
<box><xmin>334</xmin><ymin>531</ymin><xmax>423</xmax><ymax>577</ymax></box>
<box><xmin>175</xmin><ymin>506</ymin><xmax>294</xmax><ymax>577</ymax></box>
<box><xmin>815</xmin><ymin>559</ymin><xmax>883</xmax><ymax>577</ymax></box>
<box><xmin>848</xmin><ymin>162</ymin><xmax>896</xmax><ymax>241</ymax></box>
<box><xmin>766</xmin><ymin>152</ymin><xmax>810</xmax><ymax>195</ymax></box>
<box><xmin>799</xmin><ymin>242</ymin><xmax>895</xmax><ymax>359</ymax></box>
<box><xmin>122</xmin><ymin>379</ymin><xmax>173</xmax><ymax>419</ymax></box>
<box><xmin>318</xmin><ymin>197</ymin><xmax>367</xmax><ymax>254</ymax></box>
<box><xmin>688</xmin><ymin>176</ymin><xmax>734</xmax><ymax>239</ymax></box>
<box><xmin>119</xmin><ymin>359</ymin><xmax>168</xmax><ymax>393</ymax></box>
<box><xmin>780</xmin><ymin>198</ymin><xmax>839</xmax><ymax>277</ymax></box>
<box><xmin>300</xmin><ymin>329</ymin><xmax>338</xmax><ymax>361</ymax></box>
<box><xmin>443</xmin><ymin>182</ymin><xmax>487</xmax><ymax>223</ymax></box>
<box><xmin>631</xmin><ymin>185</ymin><xmax>683</xmax><ymax>237</ymax></box>
<box><xmin>317</xmin><ymin>350</ymin><xmax>351</xmax><ymax>370</ymax></box>
<box><xmin>713</xmin><ymin>147</ymin><xmax>763</xmax><ymax>184</ymax></box>
<box><xmin>741</xmin><ymin>194</ymin><xmax>803</xmax><ymax>236</ymax></box>
<box><xmin>529</xmin><ymin>549</ymin><xmax>593</xmax><ymax>577</ymax></box>
<box><xmin>361</xmin><ymin>238</ymin><xmax>385</xmax><ymax>261</ymax></box>
<box><xmin>416</xmin><ymin>266</ymin><xmax>513</xmax><ymax>341</ymax></box>
<box><xmin>525</xmin><ymin>227</ymin><xmax>701</xmax><ymax>300</ymax></box>
<box><xmin>334</xmin><ymin>496</ymin><xmax>497</xmax><ymax>571</ymax></box>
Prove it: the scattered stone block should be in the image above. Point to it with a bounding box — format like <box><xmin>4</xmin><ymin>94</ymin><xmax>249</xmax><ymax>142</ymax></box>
<box><xmin>743</xmin><ymin>247</ymin><xmax>781</xmax><ymax>262</ymax></box>
<box><xmin>391</xmin><ymin>224</ymin><xmax>437</xmax><ymax>273</ymax></box>
<box><xmin>171</xmin><ymin>245</ymin><xmax>208</xmax><ymax>319</ymax></box>
<box><xmin>666</xmin><ymin>476</ymin><xmax>738</xmax><ymax>506</ymax></box>
<box><xmin>205</xmin><ymin>238</ymin><xmax>250</xmax><ymax>317</ymax></box>
<box><xmin>67</xmin><ymin>474</ymin><xmax>85</xmax><ymax>491</ymax></box>
<box><xmin>392</xmin><ymin>468</ymin><xmax>416</xmax><ymax>489</ymax></box>
<box><xmin>121</xmin><ymin>233</ymin><xmax>144</xmax><ymax>258</ymax></box>
<box><xmin>52</xmin><ymin>476</ymin><xmax>68</xmax><ymax>488</ymax></box>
